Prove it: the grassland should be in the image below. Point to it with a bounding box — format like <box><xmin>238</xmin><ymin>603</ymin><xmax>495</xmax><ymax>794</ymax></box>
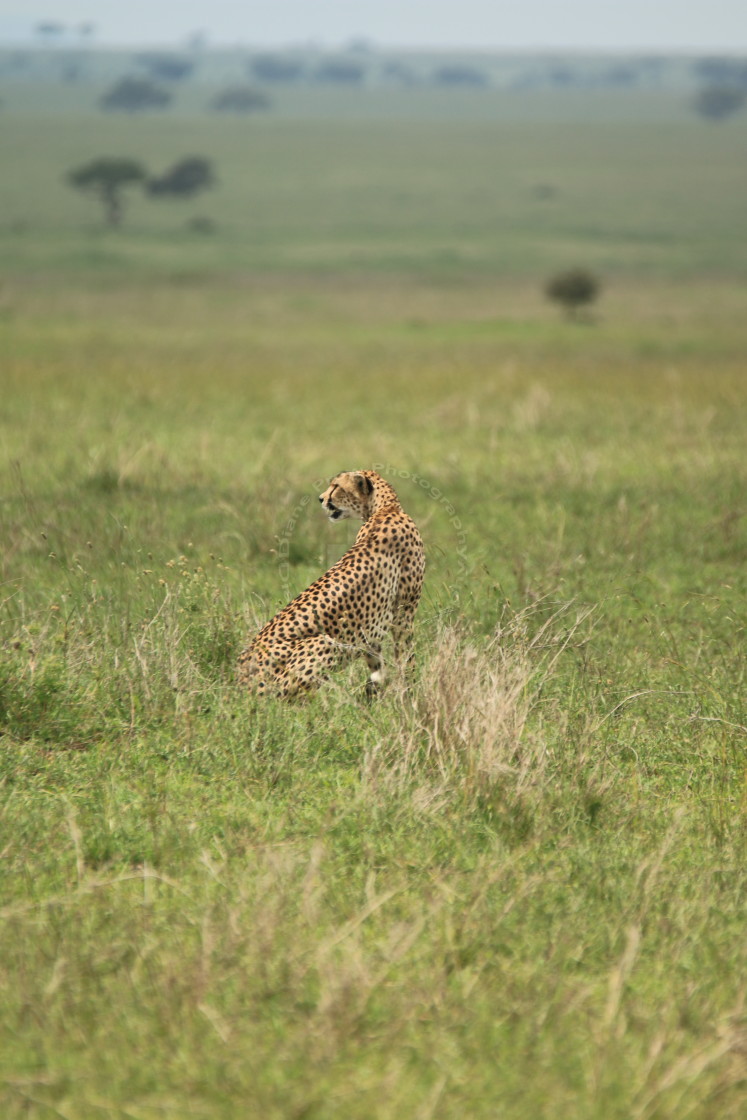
<box><xmin>1</xmin><ymin>92</ymin><xmax>747</xmax><ymax>279</ymax></box>
<box><xmin>1</xmin><ymin>83</ymin><xmax>746</xmax><ymax>1118</ymax></box>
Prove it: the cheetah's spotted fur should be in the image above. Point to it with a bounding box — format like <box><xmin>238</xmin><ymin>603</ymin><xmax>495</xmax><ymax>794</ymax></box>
<box><xmin>237</xmin><ymin>470</ymin><xmax>425</xmax><ymax>697</ymax></box>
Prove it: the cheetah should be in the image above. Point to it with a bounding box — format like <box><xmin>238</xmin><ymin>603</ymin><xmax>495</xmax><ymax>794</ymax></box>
<box><xmin>238</xmin><ymin>470</ymin><xmax>425</xmax><ymax>698</ymax></box>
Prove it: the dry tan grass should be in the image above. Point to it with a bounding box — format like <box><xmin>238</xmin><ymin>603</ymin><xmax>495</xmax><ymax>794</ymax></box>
<box><xmin>362</xmin><ymin>605</ymin><xmax>593</xmax><ymax>819</ymax></box>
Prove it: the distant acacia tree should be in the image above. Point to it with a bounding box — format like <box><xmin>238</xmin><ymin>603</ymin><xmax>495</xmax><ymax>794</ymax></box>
<box><xmin>99</xmin><ymin>77</ymin><xmax>172</xmax><ymax>113</ymax></box>
<box><xmin>381</xmin><ymin>59</ymin><xmax>418</xmax><ymax>85</ymax></box>
<box><xmin>210</xmin><ymin>86</ymin><xmax>270</xmax><ymax>113</ymax></box>
<box><xmin>601</xmin><ymin>64</ymin><xmax>638</xmax><ymax>87</ymax></box>
<box><xmin>545</xmin><ymin>268</ymin><xmax>601</xmax><ymax>319</ymax></box>
<box><xmin>694</xmin><ymin>57</ymin><xmax>747</xmax><ymax>90</ymax></box>
<box><xmin>693</xmin><ymin>85</ymin><xmax>746</xmax><ymax>121</ymax></box>
<box><xmin>547</xmin><ymin>65</ymin><xmax>576</xmax><ymax>87</ymax></box>
<box><xmin>249</xmin><ymin>54</ymin><xmax>305</xmax><ymax>83</ymax></box>
<box><xmin>187</xmin><ymin>31</ymin><xmax>208</xmax><ymax>52</ymax></box>
<box><xmin>432</xmin><ymin>64</ymin><xmax>488</xmax><ymax>87</ymax></box>
<box><xmin>313</xmin><ymin>58</ymin><xmax>366</xmax><ymax>84</ymax></box>
<box><xmin>67</xmin><ymin>157</ymin><xmax>147</xmax><ymax>227</ymax></box>
<box><xmin>148</xmin><ymin>156</ymin><xmax>215</xmax><ymax>198</ymax></box>
<box><xmin>136</xmin><ymin>53</ymin><xmax>195</xmax><ymax>82</ymax></box>
<box><xmin>35</xmin><ymin>22</ymin><xmax>65</xmax><ymax>46</ymax></box>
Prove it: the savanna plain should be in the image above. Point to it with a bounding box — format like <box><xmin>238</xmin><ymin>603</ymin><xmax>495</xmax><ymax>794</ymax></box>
<box><xmin>1</xmin><ymin>75</ymin><xmax>746</xmax><ymax>1119</ymax></box>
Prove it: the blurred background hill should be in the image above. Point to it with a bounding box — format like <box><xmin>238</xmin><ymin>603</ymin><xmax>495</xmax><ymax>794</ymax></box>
<box><xmin>1</xmin><ymin>38</ymin><xmax>745</xmax><ymax>281</ymax></box>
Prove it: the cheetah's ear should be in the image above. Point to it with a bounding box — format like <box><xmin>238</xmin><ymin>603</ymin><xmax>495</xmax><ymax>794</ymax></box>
<box><xmin>355</xmin><ymin>473</ymin><xmax>374</xmax><ymax>496</ymax></box>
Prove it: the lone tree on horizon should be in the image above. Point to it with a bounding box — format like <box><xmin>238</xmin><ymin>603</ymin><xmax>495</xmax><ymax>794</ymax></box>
<box><xmin>209</xmin><ymin>86</ymin><xmax>270</xmax><ymax>113</ymax></box>
<box><xmin>99</xmin><ymin>77</ymin><xmax>172</xmax><ymax>113</ymax></box>
<box><xmin>545</xmin><ymin>267</ymin><xmax>601</xmax><ymax>319</ymax></box>
<box><xmin>67</xmin><ymin>157</ymin><xmax>148</xmax><ymax>227</ymax></box>
<box><xmin>35</xmin><ymin>22</ymin><xmax>65</xmax><ymax>45</ymax></box>
<box><xmin>135</xmin><ymin>53</ymin><xmax>195</xmax><ymax>82</ymax></box>
<box><xmin>693</xmin><ymin>85</ymin><xmax>746</xmax><ymax>121</ymax></box>
<box><xmin>147</xmin><ymin>156</ymin><xmax>215</xmax><ymax>199</ymax></box>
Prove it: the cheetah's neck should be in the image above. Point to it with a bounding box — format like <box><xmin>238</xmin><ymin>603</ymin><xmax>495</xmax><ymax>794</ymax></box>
<box><xmin>369</xmin><ymin>475</ymin><xmax>401</xmax><ymax>519</ymax></box>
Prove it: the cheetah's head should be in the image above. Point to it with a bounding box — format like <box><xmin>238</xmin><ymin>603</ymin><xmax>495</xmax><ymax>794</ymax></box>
<box><xmin>319</xmin><ymin>471</ymin><xmax>375</xmax><ymax>522</ymax></box>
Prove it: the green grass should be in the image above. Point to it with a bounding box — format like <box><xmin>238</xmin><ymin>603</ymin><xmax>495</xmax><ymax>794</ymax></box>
<box><xmin>2</xmin><ymin>274</ymin><xmax>746</xmax><ymax>1119</ymax></box>
<box><xmin>1</xmin><ymin>103</ymin><xmax>746</xmax><ymax>278</ymax></box>
<box><xmin>1</xmin><ymin>92</ymin><xmax>747</xmax><ymax>1118</ymax></box>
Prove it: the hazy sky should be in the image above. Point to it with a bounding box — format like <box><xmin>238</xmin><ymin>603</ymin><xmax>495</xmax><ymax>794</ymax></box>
<box><xmin>2</xmin><ymin>0</ymin><xmax>747</xmax><ymax>51</ymax></box>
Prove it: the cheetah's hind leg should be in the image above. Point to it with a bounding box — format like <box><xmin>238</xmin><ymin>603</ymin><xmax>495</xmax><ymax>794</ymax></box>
<box><xmin>279</xmin><ymin>634</ymin><xmax>346</xmax><ymax>698</ymax></box>
<box><xmin>364</xmin><ymin>643</ymin><xmax>384</xmax><ymax>700</ymax></box>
